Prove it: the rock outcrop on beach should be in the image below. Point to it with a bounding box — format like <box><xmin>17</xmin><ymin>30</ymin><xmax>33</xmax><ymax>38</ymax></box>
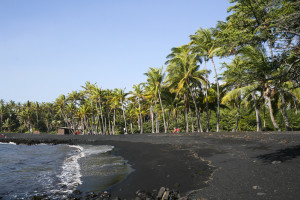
<box><xmin>29</xmin><ymin>187</ymin><xmax>188</xmax><ymax>200</ymax></box>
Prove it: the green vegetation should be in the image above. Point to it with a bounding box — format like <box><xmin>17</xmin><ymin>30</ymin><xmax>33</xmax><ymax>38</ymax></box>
<box><xmin>1</xmin><ymin>0</ymin><xmax>299</xmax><ymax>134</ymax></box>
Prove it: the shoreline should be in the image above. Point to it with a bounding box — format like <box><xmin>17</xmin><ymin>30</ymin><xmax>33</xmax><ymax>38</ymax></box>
<box><xmin>1</xmin><ymin>132</ymin><xmax>300</xmax><ymax>199</ymax></box>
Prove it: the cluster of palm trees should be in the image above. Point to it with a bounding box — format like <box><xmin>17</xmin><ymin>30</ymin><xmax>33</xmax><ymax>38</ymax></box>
<box><xmin>0</xmin><ymin>99</ymin><xmax>59</xmax><ymax>133</ymax></box>
<box><xmin>1</xmin><ymin>0</ymin><xmax>299</xmax><ymax>134</ymax></box>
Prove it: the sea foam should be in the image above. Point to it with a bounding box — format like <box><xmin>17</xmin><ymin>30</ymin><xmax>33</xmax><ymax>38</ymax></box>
<box><xmin>51</xmin><ymin>145</ymin><xmax>84</xmax><ymax>196</ymax></box>
<box><xmin>52</xmin><ymin>145</ymin><xmax>114</xmax><ymax>197</ymax></box>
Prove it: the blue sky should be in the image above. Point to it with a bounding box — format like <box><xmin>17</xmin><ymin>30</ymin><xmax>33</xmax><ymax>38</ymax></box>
<box><xmin>0</xmin><ymin>0</ymin><xmax>232</xmax><ymax>103</ymax></box>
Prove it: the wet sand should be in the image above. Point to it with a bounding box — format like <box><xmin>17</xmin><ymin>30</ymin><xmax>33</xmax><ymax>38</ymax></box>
<box><xmin>1</xmin><ymin>131</ymin><xmax>300</xmax><ymax>199</ymax></box>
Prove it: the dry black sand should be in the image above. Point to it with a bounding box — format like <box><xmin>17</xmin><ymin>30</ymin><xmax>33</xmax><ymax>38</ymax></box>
<box><xmin>1</xmin><ymin>131</ymin><xmax>300</xmax><ymax>200</ymax></box>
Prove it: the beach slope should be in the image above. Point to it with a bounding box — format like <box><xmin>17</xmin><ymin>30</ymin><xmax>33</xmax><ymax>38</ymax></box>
<box><xmin>1</xmin><ymin>132</ymin><xmax>300</xmax><ymax>199</ymax></box>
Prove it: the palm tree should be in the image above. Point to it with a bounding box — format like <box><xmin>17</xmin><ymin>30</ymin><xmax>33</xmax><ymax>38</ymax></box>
<box><xmin>238</xmin><ymin>45</ymin><xmax>281</xmax><ymax>131</ymax></box>
<box><xmin>0</xmin><ymin>100</ymin><xmax>6</xmax><ymax>131</ymax></box>
<box><xmin>42</xmin><ymin>102</ymin><xmax>54</xmax><ymax>132</ymax></box>
<box><xmin>77</xmin><ymin>103</ymin><xmax>91</xmax><ymax>134</ymax></box>
<box><xmin>32</xmin><ymin>102</ymin><xmax>40</xmax><ymax>132</ymax></box>
<box><xmin>91</xmin><ymin>86</ymin><xmax>105</xmax><ymax>134</ymax></box>
<box><xmin>17</xmin><ymin>101</ymin><xmax>34</xmax><ymax>133</ymax></box>
<box><xmin>54</xmin><ymin>94</ymin><xmax>73</xmax><ymax>129</ymax></box>
<box><xmin>166</xmin><ymin>45</ymin><xmax>208</xmax><ymax>133</ymax></box>
<box><xmin>190</xmin><ymin>28</ymin><xmax>221</xmax><ymax>132</ymax></box>
<box><xmin>114</xmin><ymin>88</ymin><xmax>129</xmax><ymax>134</ymax></box>
<box><xmin>130</xmin><ymin>84</ymin><xmax>144</xmax><ymax>134</ymax></box>
<box><xmin>144</xmin><ymin>67</ymin><xmax>167</xmax><ymax>133</ymax></box>
<box><xmin>222</xmin><ymin>57</ymin><xmax>249</xmax><ymax>132</ymax></box>
<box><xmin>2</xmin><ymin>118</ymin><xmax>14</xmax><ymax>132</ymax></box>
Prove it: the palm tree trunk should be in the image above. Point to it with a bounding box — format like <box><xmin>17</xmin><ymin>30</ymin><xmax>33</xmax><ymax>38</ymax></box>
<box><xmin>156</xmin><ymin>112</ymin><xmax>159</xmax><ymax>133</ymax></box>
<box><xmin>99</xmin><ymin>101</ymin><xmax>105</xmax><ymax>134</ymax></box>
<box><xmin>184</xmin><ymin>94</ymin><xmax>189</xmax><ymax>133</ymax></box>
<box><xmin>84</xmin><ymin>118</ymin><xmax>87</xmax><ymax>134</ymax></box>
<box><xmin>267</xmin><ymin>97</ymin><xmax>281</xmax><ymax>131</ymax></box>
<box><xmin>175</xmin><ymin>109</ymin><xmax>178</xmax><ymax>129</ymax></box>
<box><xmin>166</xmin><ymin>110</ymin><xmax>171</xmax><ymax>131</ymax></box>
<box><xmin>36</xmin><ymin>112</ymin><xmax>39</xmax><ymax>132</ymax></box>
<box><xmin>251</xmin><ymin>92</ymin><xmax>262</xmax><ymax>132</ymax></box>
<box><xmin>113</xmin><ymin>109</ymin><xmax>116</xmax><ymax>135</ymax></box>
<box><xmin>130</xmin><ymin>120</ymin><xmax>133</xmax><ymax>134</ymax></box>
<box><xmin>185</xmin><ymin>107</ymin><xmax>189</xmax><ymax>133</ymax></box>
<box><xmin>91</xmin><ymin>115</ymin><xmax>95</xmax><ymax>134</ymax></box>
<box><xmin>104</xmin><ymin>115</ymin><xmax>107</xmax><ymax>135</ymax></box>
<box><xmin>158</xmin><ymin>90</ymin><xmax>167</xmax><ymax>133</ymax></box>
<box><xmin>187</xmin><ymin>84</ymin><xmax>203</xmax><ymax>133</ymax></box>
<box><xmin>189</xmin><ymin>105</ymin><xmax>194</xmax><ymax>133</ymax></box>
<box><xmin>95</xmin><ymin>103</ymin><xmax>100</xmax><ymax>134</ymax></box>
<box><xmin>280</xmin><ymin>91</ymin><xmax>291</xmax><ymax>131</ymax></box>
<box><xmin>150</xmin><ymin>105</ymin><xmax>154</xmax><ymax>133</ymax></box>
<box><xmin>211</xmin><ymin>57</ymin><xmax>220</xmax><ymax>132</ymax></box>
<box><xmin>263</xmin><ymin>98</ymin><xmax>266</xmax><ymax>128</ymax></box>
<box><xmin>0</xmin><ymin>114</ymin><xmax>2</xmax><ymax>132</ymax></box>
<box><xmin>108</xmin><ymin>116</ymin><xmax>111</xmax><ymax>135</ymax></box>
<box><xmin>235</xmin><ymin>103</ymin><xmax>240</xmax><ymax>132</ymax></box>
<box><xmin>138</xmin><ymin>98</ymin><xmax>143</xmax><ymax>134</ymax></box>
<box><xmin>122</xmin><ymin>103</ymin><xmax>127</xmax><ymax>134</ymax></box>
<box><xmin>204</xmin><ymin>59</ymin><xmax>210</xmax><ymax>132</ymax></box>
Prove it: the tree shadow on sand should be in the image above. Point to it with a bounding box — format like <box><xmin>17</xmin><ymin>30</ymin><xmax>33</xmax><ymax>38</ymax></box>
<box><xmin>257</xmin><ymin>145</ymin><xmax>300</xmax><ymax>163</ymax></box>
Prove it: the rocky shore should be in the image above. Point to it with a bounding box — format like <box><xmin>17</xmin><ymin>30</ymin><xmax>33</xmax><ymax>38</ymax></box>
<box><xmin>30</xmin><ymin>187</ymin><xmax>186</xmax><ymax>200</ymax></box>
<box><xmin>1</xmin><ymin>131</ymin><xmax>300</xmax><ymax>200</ymax></box>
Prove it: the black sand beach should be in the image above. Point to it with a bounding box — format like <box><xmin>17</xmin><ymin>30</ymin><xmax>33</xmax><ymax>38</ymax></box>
<box><xmin>1</xmin><ymin>132</ymin><xmax>300</xmax><ymax>200</ymax></box>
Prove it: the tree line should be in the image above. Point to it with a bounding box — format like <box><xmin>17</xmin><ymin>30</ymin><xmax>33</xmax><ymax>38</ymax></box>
<box><xmin>1</xmin><ymin>0</ymin><xmax>299</xmax><ymax>134</ymax></box>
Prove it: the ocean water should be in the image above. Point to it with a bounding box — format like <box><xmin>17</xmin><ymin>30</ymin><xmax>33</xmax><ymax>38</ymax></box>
<box><xmin>0</xmin><ymin>143</ymin><xmax>132</xmax><ymax>200</ymax></box>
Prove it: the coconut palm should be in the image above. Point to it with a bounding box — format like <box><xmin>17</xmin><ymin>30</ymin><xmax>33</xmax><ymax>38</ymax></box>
<box><xmin>190</xmin><ymin>28</ymin><xmax>221</xmax><ymax>132</ymax></box>
<box><xmin>166</xmin><ymin>45</ymin><xmax>208</xmax><ymax>133</ymax></box>
<box><xmin>130</xmin><ymin>84</ymin><xmax>144</xmax><ymax>134</ymax></box>
<box><xmin>17</xmin><ymin>101</ymin><xmax>34</xmax><ymax>133</ymax></box>
<box><xmin>238</xmin><ymin>45</ymin><xmax>281</xmax><ymax>131</ymax></box>
<box><xmin>32</xmin><ymin>102</ymin><xmax>40</xmax><ymax>132</ymax></box>
<box><xmin>91</xmin><ymin>86</ymin><xmax>105</xmax><ymax>134</ymax></box>
<box><xmin>144</xmin><ymin>67</ymin><xmax>167</xmax><ymax>133</ymax></box>
<box><xmin>0</xmin><ymin>100</ymin><xmax>6</xmax><ymax>131</ymax></box>
<box><xmin>77</xmin><ymin>102</ymin><xmax>91</xmax><ymax>134</ymax></box>
<box><xmin>222</xmin><ymin>57</ymin><xmax>250</xmax><ymax>132</ymax></box>
<box><xmin>113</xmin><ymin>88</ymin><xmax>129</xmax><ymax>134</ymax></box>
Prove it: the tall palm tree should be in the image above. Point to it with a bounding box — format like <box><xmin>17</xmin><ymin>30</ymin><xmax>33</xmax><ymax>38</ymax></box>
<box><xmin>17</xmin><ymin>101</ymin><xmax>34</xmax><ymax>133</ymax></box>
<box><xmin>222</xmin><ymin>57</ymin><xmax>249</xmax><ymax>132</ymax></box>
<box><xmin>54</xmin><ymin>94</ymin><xmax>73</xmax><ymax>129</ymax></box>
<box><xmin>190</xmin><ymin>28</ymin><xmax>221</xmax><ymax>132</ymax></box>
<box><xmin>166</xmin><ymin>45</ymin><xmax>207</xmax><ymax>133</ymax></box>
<box><xmin>77</xmin><ymin>102</ymin><xmax>91</xmax><ymax>134</ymax></box>
<box><xmin>114</xmin><ymin>88</ymin><xmax>129</xmax><ymax>134</ymax></box>
<box><xmin>0</xmin><ymin>100</ymin><xmax>6</xmax><ymax>131</ymax></box>
<box><xmin>32</xmin><ymin>102</ymin><xmax>40</xmax><ymax>132</ymax></box>
<box><xmin>239</xmin><ymin>45</ymin><xmax>281</xmax><ymax>131</ymax></box>
<box><xmin>130</xmin><ymin>84</ymin><xmax>144</xmax><ymax>134</ymax></box>
<box><xmin>144</xmin><ymin>67</ymin><xmax>167</xmax><ymax>133</ymax></box>
<box><xmin>91</xmin><ymin>86</ymin><xmax>105</xmax><ymax>134</ymax></box>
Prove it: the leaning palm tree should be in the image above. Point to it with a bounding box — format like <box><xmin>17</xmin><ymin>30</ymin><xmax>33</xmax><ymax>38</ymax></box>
<box><xmin>190</xmin><ymin>28</ymin><xmax>221</xmax><ymax>132</ymax></box>
<box><xmin>238</xmin><ymin>45</ymin><xmax>281</xmax><ymax>131</ymax></box>
<box><xmin>166</xmin><ymin>45</ymin><xmax>208</xmax><ymax>133</ymax></box>
<box><xmin>144</xmin><ymin>67</ymin><xmax>167</xmax><ymax>133</ymax></box>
